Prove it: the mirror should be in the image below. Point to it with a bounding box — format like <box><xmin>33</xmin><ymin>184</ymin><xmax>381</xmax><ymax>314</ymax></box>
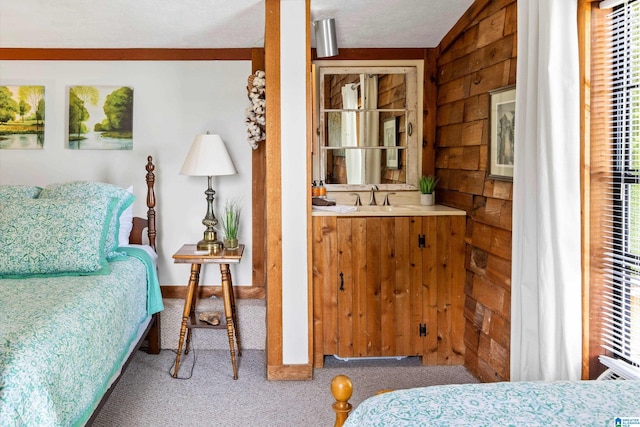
<box><xmin>315</xmin><ymin>65</ymin><xmax>420</xmax><ymax>190</ymax></box>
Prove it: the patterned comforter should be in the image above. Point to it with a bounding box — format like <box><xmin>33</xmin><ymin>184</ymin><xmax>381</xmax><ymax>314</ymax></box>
<box><xmin>344</xmin><ymin>379</ymin><xmax>640</xmax><ymax>426</ymax></box>
<box><xmin>0</xmin><ymin>251</ymin><xmax>162</xmax><ymax>426</ymax></box>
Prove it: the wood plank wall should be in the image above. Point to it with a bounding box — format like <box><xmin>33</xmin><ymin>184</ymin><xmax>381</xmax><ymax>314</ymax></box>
<box><xmin>436</xmin><ymin>0</ymin><xmax>517</xmax><ymax>382</ymax></box>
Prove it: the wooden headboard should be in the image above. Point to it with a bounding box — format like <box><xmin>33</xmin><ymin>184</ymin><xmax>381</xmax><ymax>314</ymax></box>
<box><xmin>129</xmin><ymin>155</ymin><xmax>157</xmax><ymax>251</ymax></box>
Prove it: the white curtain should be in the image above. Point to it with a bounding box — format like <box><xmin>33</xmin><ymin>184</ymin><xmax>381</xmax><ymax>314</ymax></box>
<box><xmin>510</xmin><ymin>0</ymin><xmax>582</xmax><ymax>381</ymax></box>
<box><xmin>362</xmin><ymin>74</ymin><xmax>380</xmax><ymax>184</ymax></box>
<box><xmin>342</xmin><ymin>84</ymin><xmax>364</xmax><ymax>184</ymax></box>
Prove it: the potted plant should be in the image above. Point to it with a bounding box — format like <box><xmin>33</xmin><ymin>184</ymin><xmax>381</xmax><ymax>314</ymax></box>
<box><xmin>418</xmin><ymin>175</ymin><xmax>438</xmax><ymax>206</ymax></box>
<box><xmin>219</xmin><ymin>199</ymin><xmax>241</xmax><ymax>250</ymax></box>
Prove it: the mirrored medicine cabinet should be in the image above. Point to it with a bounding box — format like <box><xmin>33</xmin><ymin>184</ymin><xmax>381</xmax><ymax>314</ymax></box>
<box><xmin>313</xmin><ymin>61</ymin><xmax>423</xmax><ymax>191</ymax></box>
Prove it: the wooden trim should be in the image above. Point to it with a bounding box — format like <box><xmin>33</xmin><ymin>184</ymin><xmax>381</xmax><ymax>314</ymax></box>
<box><xmin>313</xmin><ymin>48</ymin><xmax>428</xmax><ymax>61</ymax></box>
<box><xmin>439</xmin><ymin>0</ymin><xmax>492</xmax><ymax>54</ymax></box>
<box><xmin>584</xmin><ymin>2</ymin><xmax>611</xmax><ymax>380</ymax></box>
<box><xmin>0</xmin><ymin>48</ymin><xmax>253</xmax><ymax>61</ymax></box>
<box><xmin>264</xmin><ymin>0</ymin><xmax>284</xmax><ymax>379</ymax></box>
<box><xmin>161</xmin><ymin>285</ymin><xmax>265</xmax><ymax>300</ymax></box>
<box><xmin>2</xmin><ymin>47</ymin><xmax>267</xmax><ymax>300</ymax></box>
<box><xmin>267</xmin><ymin>363</ymin><xmax>313</xmax><ymax>380</ymax></box>
<box><xmin>306</xmin><ymin>0</ymin><xmax>315</xmax><ymax>377</ymax></box>
<box><xmin>251</xmin><ymin>48</ymin><xmax>267</xmax><ymax>292</ymax></box>
<box><xmin>422</xmin><ymin>48</ymin><xmax>438</xmax><ymax>177</ymax></box>
<box><xmin>578</xmin><ymin>0</ymin><xmax>592</xmax><ymax>380</ymax></box>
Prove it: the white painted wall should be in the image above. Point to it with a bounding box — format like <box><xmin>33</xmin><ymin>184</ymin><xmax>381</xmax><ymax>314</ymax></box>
<box><xmin>0</xmin><ymin>60</ymin><xmax>254</xmax><ymax>288</ymax></box>
<box><xmin>280</xmin><ymin>0</ymin><xmax>309</xmax><ymax>364</ymax></box>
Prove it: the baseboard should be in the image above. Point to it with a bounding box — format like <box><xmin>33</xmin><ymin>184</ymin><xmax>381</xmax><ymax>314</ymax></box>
<box><xmin>267</xmin><ymin>363</ymin><xmax>313</xmax><ymax>380</ymax></box>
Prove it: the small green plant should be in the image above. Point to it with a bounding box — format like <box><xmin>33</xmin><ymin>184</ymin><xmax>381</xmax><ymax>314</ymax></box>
<box><xmin>219</xmin><ymin>199</ymin><xmax>241</xmax><ymax>240</ymax></box>
<box><xmin>418</xmin><ymin>175</ymin><xmax>438</xmax><ymax>194</ymax></box>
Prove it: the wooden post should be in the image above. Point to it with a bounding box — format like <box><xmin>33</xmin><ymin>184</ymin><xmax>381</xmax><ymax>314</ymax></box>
<box><xmin>331</xmin><ymin>375</ymin><xmax>353</xmax><ymax>427</ymax></box>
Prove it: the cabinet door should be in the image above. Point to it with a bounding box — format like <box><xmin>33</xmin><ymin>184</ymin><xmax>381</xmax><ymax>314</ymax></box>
<box><xmin>313</xmin><ymin>214</ymin><xmax>465</xmax><ymax>365</ymax></box>
<box><xmin>335</xmin><ymin>217</ymin><xmax>417</xmax><ymax>358</ymax></box>
<box><xmin>392</xmin><ymin>217</ymin><xmax>413</xmax><ymax>356</ymax></box>
<box><xmin>412</xmin><ymin>216</ymin><xmax>466</xmax><ymax>365</ymax></box>
<box><xmin>312</xmin><ymin>216</ymin><xmax>338</xmax><ymax>367</ymax></box>
<box><xmin>336</xmin><ymin>217</ymin><xmax>355</xmax><ymax>357</ymax></box>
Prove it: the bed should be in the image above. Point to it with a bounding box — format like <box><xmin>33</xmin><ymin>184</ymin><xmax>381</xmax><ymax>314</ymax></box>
<box><xmin>331</xmin><ymin>374</ymin><xmax>640</xmax><ymax>426</ymax></box>
<box><xmin>0</xmin><ymin>156</ymin><xmax>163</xmax><ymax>426</ymax></box>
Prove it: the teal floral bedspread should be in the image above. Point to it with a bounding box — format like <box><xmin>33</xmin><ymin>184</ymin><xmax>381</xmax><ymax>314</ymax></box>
<box><xmin>0</xmin><ymin>253</ymin><xmax>163</xmax><ymax>426</ymax></box>
<box><xmin>344</xmin><ymin>380</ymin><xmax>640</xmax><ymax>426</ymax></box>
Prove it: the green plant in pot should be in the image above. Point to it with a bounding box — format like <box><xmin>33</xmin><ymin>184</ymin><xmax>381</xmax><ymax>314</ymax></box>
<box><xmin>418</xmin><ymin>175</ymin><xmax>438</xmax><ymax>206</ymax></box>
<box><xmin>219</xmin><ymin>199</ymin><xmax>241</xmax><ymax>250</ymax></box>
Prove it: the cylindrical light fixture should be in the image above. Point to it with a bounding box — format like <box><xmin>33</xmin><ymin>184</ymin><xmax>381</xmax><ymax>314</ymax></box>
<box><xmin>314</xmin><ymin>18</ymin><xmax>338</xmax><ymax>58</ymax></box>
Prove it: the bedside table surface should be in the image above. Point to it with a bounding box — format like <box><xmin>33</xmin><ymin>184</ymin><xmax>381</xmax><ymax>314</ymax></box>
<box><xmin>172</xmin><ymin>243</ymin><xmax>244</xmax><ymax>264</ymax></box>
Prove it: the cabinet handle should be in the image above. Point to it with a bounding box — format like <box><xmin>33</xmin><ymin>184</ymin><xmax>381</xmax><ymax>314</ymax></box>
<box><xmin>339</xmin><ymin>272</ymin><xmax>344</xmax><ymax>291</ymax></box>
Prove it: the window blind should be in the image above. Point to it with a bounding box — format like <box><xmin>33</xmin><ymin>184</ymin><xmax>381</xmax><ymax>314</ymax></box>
<box><xmin>597</xmin><ymin>0</ymin><xmax>640</xmax><ymax>368</ymax></box>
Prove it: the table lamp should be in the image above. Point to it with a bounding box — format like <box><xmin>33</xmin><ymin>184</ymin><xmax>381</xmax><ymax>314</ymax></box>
<box><xmin>180</xmin><ymin>133</ymin><xmax>237</xmax><ymax>253</ymax></box>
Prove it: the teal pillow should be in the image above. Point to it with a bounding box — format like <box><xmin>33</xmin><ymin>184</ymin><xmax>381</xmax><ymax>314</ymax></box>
<box><xmin>39</xmin><ymin>181</ymin><xmax>135</xmax><ymax>260</ymax></box>
<box><xmin>0</xmin><ymin>185</ymin><xmax>42</xmax><ymax>199</ymax></box>
<box><xmin>0</xmin><ymin>198</ymin><xmax>116</xmax><ymax>277</ymax></box>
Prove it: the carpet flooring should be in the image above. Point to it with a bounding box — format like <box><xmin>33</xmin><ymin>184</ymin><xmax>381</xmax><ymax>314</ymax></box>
<box><xmin>92</xmin><ymin>349</ymin><xmax>478</xmax><ymax>427</ymax></box>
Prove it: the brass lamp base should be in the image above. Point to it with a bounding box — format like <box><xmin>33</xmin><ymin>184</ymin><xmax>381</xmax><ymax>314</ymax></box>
<box><xmin>197</xmin><ymin>239</ymin><xmax>223</xmax><ymax>253</ymax></box>
<box><xmin>197</xmin><ymin>229</ymin><xmax>223</xmax><ymax>253</ymax></box>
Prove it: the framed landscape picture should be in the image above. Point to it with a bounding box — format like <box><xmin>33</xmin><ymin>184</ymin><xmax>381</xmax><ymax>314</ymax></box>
<box><xmin>0</xmin><ymin>85</ymin><xmax>45</xmax><ymax>150</ymax></box>
<box><xmin>488</xmin><ymin>85</ymin><xmax>516</xmax><ymax>181</ymax></box>
<box><xmin>67</xmin><ymin>85</ymin><xmax>133</xmax><ymax>150</ymax></box>
<box><xmin>383</xmin><ymin>116</ymin><xmax>399</xmax><ymax>170</ymax></box>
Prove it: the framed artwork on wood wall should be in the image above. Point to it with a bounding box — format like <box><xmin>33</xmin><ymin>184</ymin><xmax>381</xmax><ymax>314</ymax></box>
<box><xmin>383</xmin><ymin>116</ymin><xmax>399</xmax><ymax>170</ymax></box>
<box><xmin>488</xmin><ymin>85</ymin><xmax>516</xmax><ymax>181</ymax></box>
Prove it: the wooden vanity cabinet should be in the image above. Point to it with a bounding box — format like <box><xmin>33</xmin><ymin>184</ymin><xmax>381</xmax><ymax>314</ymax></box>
<box><xmin>312</xmin><ymin>215</ymin><xmax>465</xmax><ymax>367</ymax></box>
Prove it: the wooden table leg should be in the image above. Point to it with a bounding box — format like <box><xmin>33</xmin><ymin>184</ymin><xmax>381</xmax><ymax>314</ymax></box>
<box><xmin>185</xmin><ymin>269</ymin><xmax>200</xmax><ymax>355</ymax></box>
<box><xmin>227</xmin><ymin>265</ymin><xmax>242</xmax><ymax>357</ymax></box>
<box><xmin>220</xmin><ymin>263</ymin><xmax>239</xmax><ymax>380</ymax></box>
<box><xmin>172</xmin><ymin>263</ymin><xmax>201</xmax><ymax>378</ymax></box>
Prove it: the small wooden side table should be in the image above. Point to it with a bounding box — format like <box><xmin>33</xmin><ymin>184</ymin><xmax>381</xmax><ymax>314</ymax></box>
<box><xmin>172</xmin><ymin>244</ymin><xmax>244</xmax><ymax>380</ymax></box>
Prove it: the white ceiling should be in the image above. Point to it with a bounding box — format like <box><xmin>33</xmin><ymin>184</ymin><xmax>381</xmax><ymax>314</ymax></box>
<box><xmin>0</xmin><ymin>0</ymin><xmax>474</xmax><ymax>49</ymax></box>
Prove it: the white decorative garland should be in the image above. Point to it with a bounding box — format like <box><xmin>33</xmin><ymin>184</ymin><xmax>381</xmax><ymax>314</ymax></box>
<box><xmin>246</xmin><ymin>70</ymin><xmax>266</xmax><ymax>150</ymax></box>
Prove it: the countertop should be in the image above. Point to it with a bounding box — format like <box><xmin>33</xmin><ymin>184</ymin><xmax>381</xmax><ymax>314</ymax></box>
<box><xmin>311</xmin><ymin>203</ymin><xmax>466</xmax><ymax>217</ymax></box>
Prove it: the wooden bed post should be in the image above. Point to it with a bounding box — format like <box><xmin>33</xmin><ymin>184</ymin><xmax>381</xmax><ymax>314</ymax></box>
<box><xmin>128</xmin><ymin>156</ymin><xmax>160</xmax><ymax>354</ymax></box>
<box><xmin>144</xmin><ymin>156</ymin><xmax>160</xmax><ymax>354</ymax></box>
<box><xmin>131</xmin><ymin>156</ymin><xmax>157</xmax><ymax>250</ymax></box>
<box><xmin>331</xmin><ymin>374</ymin><xmax>353</xmax><ymax>427</ymax></box>
<box><xmin>145</xmin><ymin>155</ymin><xmax>157</xmax><ymax>251</ymax></box>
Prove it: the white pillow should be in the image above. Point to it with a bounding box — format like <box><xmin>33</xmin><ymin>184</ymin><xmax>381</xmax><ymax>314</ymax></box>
<box><xmin>118</xmin><ymin>186</ymin><xmax>134</xmax><ymax>247</ymax></box>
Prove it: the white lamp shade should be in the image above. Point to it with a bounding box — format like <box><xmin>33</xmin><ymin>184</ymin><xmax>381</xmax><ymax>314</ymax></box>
<box><xmin>180</xmin><ymin>134</ymin><xmax>237</xmax><ymax>176</ymax></box>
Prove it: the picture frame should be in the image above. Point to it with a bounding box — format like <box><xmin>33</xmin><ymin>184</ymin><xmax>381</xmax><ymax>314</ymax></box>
<box><xmin>67</xmin><ymin>85</ymin><xmax>133</xmax><ymax>150</ymax></box>
<box><xmin>0</xmin><ymin>85</ymin><xmax>46</xmax><ymax>150</ymax></box>
<box><xmin>383</xmin><ymin>116</ymin><xmax>399</xmax><ymax>169</ymax></box>
<box><xmin>488</xmin><ymin>85</ymin><xmax>516</xmax><ymax>181</ymax></box>
<box><xmin>327</xmin><ymin>112</ymin><xmax>344</xmax><ymax>156</ymax></box>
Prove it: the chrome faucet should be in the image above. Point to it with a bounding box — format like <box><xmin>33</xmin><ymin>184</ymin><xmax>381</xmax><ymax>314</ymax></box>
<box><xmin>369</xmin><ymin>185</ymin><xmax>378</xmax><ymax>205</ymax></box>
<box><xmin>382</xmin><ymin>192</ymin><xmax>396</xmax><ymax>206</ymax></box>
